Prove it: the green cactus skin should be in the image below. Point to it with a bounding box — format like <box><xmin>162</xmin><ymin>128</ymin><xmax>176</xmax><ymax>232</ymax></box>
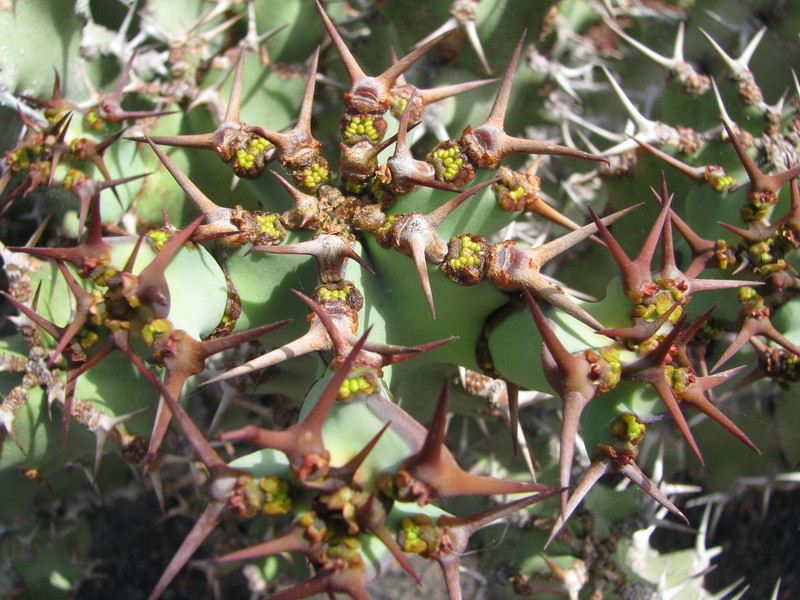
<box><xmin>2</xmin><ymin>0</ymin><xmax>800</xmax><ymax>598</ymax></box>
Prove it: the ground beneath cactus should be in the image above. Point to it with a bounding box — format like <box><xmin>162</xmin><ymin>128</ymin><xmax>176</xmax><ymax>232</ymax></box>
<box><xmin>74</xmin><ymin>485</ymin><xmax>800</xmax><ymax>599</ymax></box>
<box><xmin>653</xmin><ymin>488</ymin><xmax>800</xmax><ymax>600</ymax></box>
<box><xmin>75</xmin><ymin>493</ymin><xmax>250</xmax><ymax>600</ymax></box>
<box><xmin>705</xmin><ymin>488</ymin><xmax>800</xmax><ymax>600</ymax></box>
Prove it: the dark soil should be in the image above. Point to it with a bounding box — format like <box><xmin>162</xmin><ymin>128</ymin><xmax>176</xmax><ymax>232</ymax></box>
<box><xmin>75</xmin><ymin>494</ymin><xmax>249</xmax><ymax>600</ymax></box>
<box><xmin>652</xmin><ymin>489</ymin><xmax>800</xmax><ymax>600</ymax></box>
<box><xmin>705</xmin><ymin>489</ymin><xmax>800</xmax><ymax>600</ymax></box>
<box><xmin>73</xmin><ymin>480</ymin><xmax>800</xmax><ymax>599</ymax></box>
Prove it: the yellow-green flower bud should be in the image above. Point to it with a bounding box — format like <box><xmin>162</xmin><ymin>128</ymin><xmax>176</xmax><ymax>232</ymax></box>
<box><xmin>259</xmin><ymin>475</ymin><xmax>292</xmax><ymax>515</ymax></box>
<box><xmin>141</xmin><ymin>318</ymin><xmax>173</xmax><ymax>346</ymax></box>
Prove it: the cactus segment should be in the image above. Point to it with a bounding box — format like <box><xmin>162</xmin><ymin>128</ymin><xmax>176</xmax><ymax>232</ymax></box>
<box><xmin>3</xmin><ymin>2</ymin><xmax>800</xmax><ymax>599</ymax></box>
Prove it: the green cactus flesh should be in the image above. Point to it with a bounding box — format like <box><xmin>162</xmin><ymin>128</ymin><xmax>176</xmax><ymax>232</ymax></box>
<box><xmin>2</xmin><ymin>0</ymin><xmax>800</xmax><ymax>598</ymax></box>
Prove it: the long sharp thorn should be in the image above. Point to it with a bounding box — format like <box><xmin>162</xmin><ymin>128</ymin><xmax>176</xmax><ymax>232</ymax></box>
<box><xmin>545</xmin><ymin>460</ymin><xmax>610</xmax><ymax>548</ymax></box>
<box><xmin>485</xmin><ymin>32</ymin><xmax>526</xmax><ymax>128</ymax></box>
<box><xmin>97</xmin><ymin>171</ymin><xmax>151</xmax><ymax>191</ymax></box>
<box><xmin>721</xmin><ymin>118</ymin><xmax>764</xmax><ymax>187</ymax></box>
<box><xmin>69</xmin><ymin>343</ymin><xmax>113</xmax><ymax>383</ymax></box>
<box><xmin>688</xmin><ymin>278</ymin><xmax>761</xmax><ymax>293</ymax></box>
<box><xmin>674</xmin><ymin>21</ymin><xmax>686</xmax><ymax>62</ymax></box>
<box><xmin>633</xmin><ymin>135</ymin><xmax>706</xmax><ymax>181</ymax></box>
<box><xmin>148</xmin><ymin>503</ymin><xmax>227</xmax><ymax>600</ymax></box>
<box><xmin>439</xmin><ymin>487</ymin><xmax>564</xmax><ymax>536</ymax></box>
<box><xmin>249</xmin><ymin>237</ymin><xmax>374</xmax><ymax>276</ymax></box>
<box><xmin>155</xmin><ymin>373</ymin><xmax>226</xmax><ymax>470</ymax></box>
<box><xmin>462</xmin><ymin>19</ymin><xmax>492</xmax><ymax>75</ymax></box>
<box><xmin>136</xmin><ymin>215</ymin><xmax>205</xmax><ymax>316</ymax></box>
<box><xmin>406</xmin><ymin>378</ymin><xmax>552</xmax><ymax>499</ymax></box>
<box><xmin>410</xmin><ymin>240</ymin><xmax>436</xmax><ymax>318</ymax></box>
<box><xmin>502</xmin><ymin>136</ymin><xmax>608</xmax><ymax>164</ymax></box>
<box><xmin>601</xmin><ymin>65</ymin><xmax>655</xmax><ymax>131</ymax></box>
<box><xmin>653</xmin><ymin>377</ymin><xmax>703</xmax><ymax>463</ymax></box>
<box><xmin>204</xmin><ymin>327</ymin><xmax>329</xmax><ymax>385</ymax></box>
<box><xmin>314</xmin><ymin>0</ymin><xmax>366</xmax><ymax>85</ymax></box>
<box><xmin>597</xmin><ymin>302</ymin><xmax>679</xmax><ymax>341</ymax></box>
<box><xmin>427</xmin><ymin>177</ymin><xmax>498</xmax><ymax>227</ymax></box>
<box><xmin>314</xmin><ymin>422</ymin><xmax>392</xmax><ymax>488</ymax></box>
<box><xmin>420</xmin><ymin>378</ymin><xmax>451</xmax><ymax>464</ymax></box>
<box><xmin>296</xmin><ymin>47</ymin><xmax>320</xmax><ymax>133</ymax></box>
<box><xmin>47</xmin><ymin>113</ymin><xmax>73</xmax><ymax>186</ymax></box>
<box><xmin>535</xmin><ymin>204</ymin><xmax>639</xmax><ymax>265</ymax></box>
<box><xmin>303</xmin><ymin>329</ymin><xmax>371</xmax><ymax>436</ymax></box>
<box><xmin>1</xmin><ymin>291</ymin><xmax>58</xmax><ymax>340</ymax></box>
<box><xmin>144</xmin><ymin>373</ymin><xmax>188</xmax><ymax>472</ymax></box>
<box><xmin>618</xmin><ymin>462</ymin><xmax>688</xmax><ymax>523</ymax></box>
<box><xmin>507</xmin><ymin>380</ymin><xmax>519</xmax><ymax>456</ymax></box>
<box><xmin>379</xmin><ymin>336</ymin><xmax>456</xmax><ymax>366</ymax></box>
<box><xmin>215</xmin><ymin>528</ymin><xmax>308</xmax><ymax>564</ymax></box>
<box><xmin>143</xmin><ymin>137</ymin><xmax>223</xmax><ymax>216</ymax></box>
<box><xmin>526</xmin><ymin>275</ymin><xmax>603</xmax><ymax>331</ymax></box>
<box><xmin>224</xmin><ymin>46</ymin><xmax>247</xmax><ymax>125</ymax></box>
<box><xmin>122</xmin><ymin>231</ymin><xmax>146</xmax><ymax>274</ymax></box>
<box><xmin>48</xmin><ymin>262</ymin><xmax>92</xmax><ymax>366</ymax></box>
<box><xmin>292</xmin><ymin>289</ymin><xmax>350</xmax><ymax>358</ymax></box>
<box><xmin>361</xmin><ymin>498</ymin><xmax>421</xmax><ymax>586</ymax></box>
<box><xmin>378</xmin><ymin>30</ymin><xmax>453</xmax><ymax>90</ymax></box>
<box><xmin>199</xmin><ymin>320</ymin><xmax>291</xmax><ymax>357</ymax></box>
<box><xmin>416</xmin><ymin>77</ymin><xmax>499</xmax><ymax>106</ymax></box>
<box><xmin>25</xmin><ymin>214</ymin><xmax>52</xmax><ymax>248</ymax></box>
<box><xmin>557</xmin><ymin>392</ymin><xmax>590</xmax><ymax>513</ymax></box>
<box><xmin>524</xmin><ymin>290</ymin><xmax>575</xmax><ymax>371</ymax></box>
<box><xmin>684</xmin><ymin>372</ymin><xmax>759</xmax><ymax>453</ymax></box>
<box><xmin>127</xmin><ymin>133</ymin><xmax>217</xmax><ymax>151</ymax></box>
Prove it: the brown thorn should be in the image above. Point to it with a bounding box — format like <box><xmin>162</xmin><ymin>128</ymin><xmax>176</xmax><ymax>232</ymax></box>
<box><xmin>215</xmin><ymin>527</ymin><xmax>309</xmax><ymax>564</ymax></box>
<box><xmin>485</xmin><ymin>32</ymin><xmax>526</xmax><ymax>128</ymax></box>
<box><xmin>682</xmin><ymin>369</ymin><xmax>759</xmax><ymax>453</ymax></box>
<box><xmin>426</xmin><ymin>177</ymin><xmax>498</xmax><ymax>228</ymax></box>
<box><xmin>203</xmin><ymin>326</ymin><xmax>330</xmax><ymax>385</ymax></box>
<box><xmin>378</xmin><ymin>30</ymin><xmax>454</xmax><ymax>91</ymax></box>
<box><xmin>292</xmin><ymin>288</ymin><xmax>350</xmax><ymax>358</ymax></box>
<box><xmin>409</xmin><ymin>239</ymin><xmax>436</xmax><ymax>318</ymax></box>
<box><xmin>47</xmin><ymin>113</ymin><xmax>73</xmax><ymax>186</ymax></box>
<box><xmin>618</xmin><ymin>462</ymin><xmax>688</xmax><ymax>524</ymax></box>
<box><xmin>379</xmin><ymin>336</ymin><xmax>456</xmax><ymax>366</ymax></box>
<box><xmin>147</xmin><ymin>502</ymin><xmax>228</xmax><ymax>600</ymax></box>
<box><xmin>224</xmin><ymin>45</ymin><xmax>247</xmax><ymax>125</ymax></box>
<box><xmin>631</xmin><ymin>135</ymin><xmax>706</xmax><ymax>182</ymax></box>
<box><xmin>200</xmin><ymin>319</ymin><xmax>291</xmax><ymax>357</ymax></box>
<box><xmin>127</xmin><ymin>133</ymin><xmax>217</xmax><ymax>152</ymax></box>
<box><xmin>296</xmin><ymin>46</ymin><xmax>321</xmax><ymax>134</ymax></box>
<box><xmin>302</xmin><ymin>328</ymin><xmax>371</xmax><ymax>436</ymax></box>
<box><xmin>314</xmin><ymin>0</ymin><xmax>367</xmax><ymax>85</ymax></box>
<box><xmin>48</xmin><ymin>262</ymin><xmax>93</xmax><ymax>367</ymax></box>
<box><xmin>534</xmin><ymin>204</ymin><xmax>639</xmax><ymax>266</ymax></box>
<box><xmin>415</xmin><ymin>77</ymin><xmax>499</xmax><ymax>107</ymax></box>
<box><xmin>597</xmin><ymin>302</ymin><xmax>680</xmax><ymax>341</ymax></box>
<box><xmin>507</xmin><ymin>380</ymin><xmax>519</xmax><ymax>457</ymax></box>
<box><xmin>545</xmin><ymin>459</ymin><xmax>610</xmax><ymax>547</ymax></box>
<box><xmin>135</xmin><ymin>215</ymin><xmax>205</xmax><ymax>317</ymax></box>
<box><xmin>111</xmin><ymin>49</ymin><xmax>138</xmax><ymax>102</ymax></box>
<box><xmin>122</xmin><ymin>231</ymin><xmax>146</xmax><ymax>274</ymax></box>
<box><xmin>143</xmin><ymin>136</ymin><xmax>223</xmax><ymax>216</ymax></box>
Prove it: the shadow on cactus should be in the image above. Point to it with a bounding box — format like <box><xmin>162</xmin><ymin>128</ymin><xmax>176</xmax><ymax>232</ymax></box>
<box><xmin>2</xmin><ymin>0</ymin><xmax>800</xmax><ymax>598</ymax></box>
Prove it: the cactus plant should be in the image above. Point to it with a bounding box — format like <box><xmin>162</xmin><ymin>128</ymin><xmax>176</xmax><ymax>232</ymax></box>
<box><xmin>2</xmin><ymin>0</ymin><xmax>800</xmax><ymax>598</ymax></box>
